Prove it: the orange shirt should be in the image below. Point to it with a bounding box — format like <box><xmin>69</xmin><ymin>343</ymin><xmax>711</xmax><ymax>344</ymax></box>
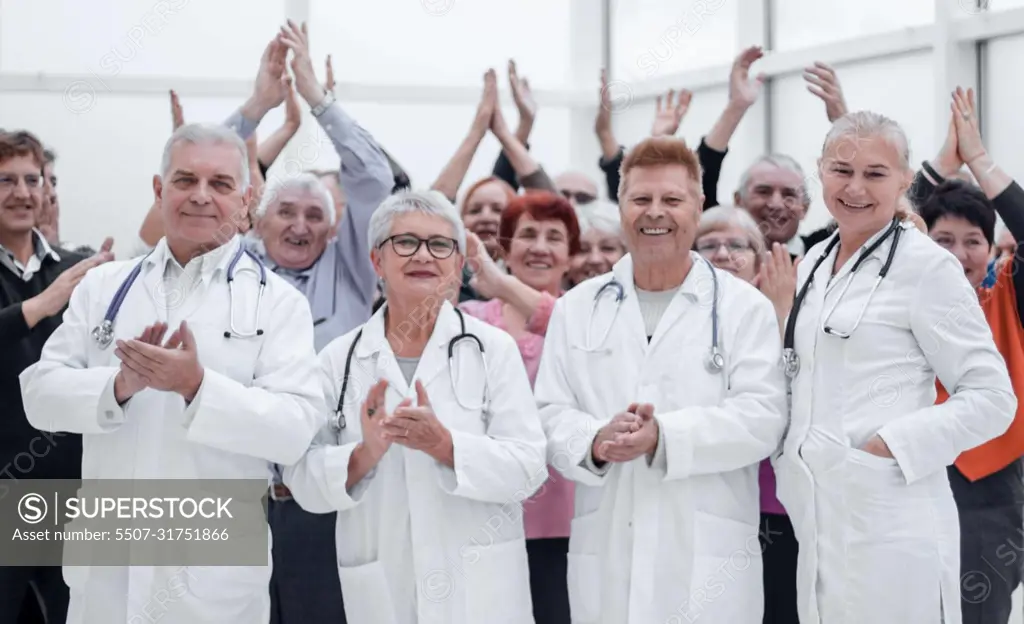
<box><xmin>937</xmin><ymin>259</ymin><xmax>1024</xmax><ymax>481</ymax></box>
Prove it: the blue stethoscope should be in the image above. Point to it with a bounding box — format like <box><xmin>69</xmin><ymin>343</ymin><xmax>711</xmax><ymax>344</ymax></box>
<box><xmin>580</xmin><ymin>256</ymin><xmax>725</xmax><ymax>374</ymax></box>
<box><xmin>331</xmin><ymin>308</ymin><xmax>490</xmax><ymax>433</ymax></box>
<box><xmin>90</xmin><ymin>245</ymin><xmax>268</xmax><ymax>349</ymax></box>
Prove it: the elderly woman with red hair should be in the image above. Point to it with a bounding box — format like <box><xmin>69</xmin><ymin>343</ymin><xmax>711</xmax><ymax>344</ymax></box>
<box><xmin>461</xmin><ymin>190</ymin><xmax>580</xmax><ymax>624</ymax></box>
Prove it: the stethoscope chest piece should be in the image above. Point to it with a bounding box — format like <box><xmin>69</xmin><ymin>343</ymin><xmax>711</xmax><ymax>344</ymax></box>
<box><xmin>705</xmin><ymin>348</ymin><xmax>725</xmax><ymax>373</ymax></box>
<box><xmin>782</xmin><ymin>348</ymin><xmax>800</xmax><ymax>379</ymax></box>
<box><xmin>92</xmin><ymin>320</ymin><xmax>115</xmax><ymax>350</ymax></box>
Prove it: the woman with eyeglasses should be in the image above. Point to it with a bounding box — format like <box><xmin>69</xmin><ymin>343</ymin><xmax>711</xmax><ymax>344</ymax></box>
<box><xmin>285</xmin><ymin>190</ymin><xmax>546</xmax><ymax>624</ymax></box>
<box><xmin>775</xmin><ymin>111</ymin><xmax>1015</xmax><ymax>624</ymax></box>
<box><xmin>695</xmin><ymin>205</ymin><xmax>800</xmax><ymax>624</ymax></box>
<box><xmin>460</xmin><ymin>190</ymin><xmax>580</xmax><ymax>624</ymax></box>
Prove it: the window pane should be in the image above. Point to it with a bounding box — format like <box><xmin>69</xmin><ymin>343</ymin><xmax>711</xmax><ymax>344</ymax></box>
<box><xmin>611</xmin><ymin>0</ymin><xmax>738</xmax><ymax>82</ymax></box>
<box><xmin>771</xmin><ymin>0</ymin><xmax>933</xmax><ymax>52</ymax></box>
<box><xmin>976</xmin><ymin>0</ymin><xmax>1024</xmax><ymax>11</ymax></box>
<box><xmin>983</xmin><ymin>34</ymin><xmax>1024</xmax><ymax>183</ymax></box>
<box><xmin>770</xmin><ymin>52</ymin><xmax>935</xmax><ymax>234</ymax></box>
<box><xmin>0</xmin><ymin>93</ymin><xmax>250</xmax><ymax>257</ymax></box>
<box><xmin>610</xmin><ymin>86</ymin><xmax>765</xmax><ymax>204</ymax></box>
<box><xmin>0</xmin><ymin>0</ymin><xmax>285</xmax><ymax>79</ymax></box>
<box><xmin>309</xmin><ymin>0</ymin><xmax>572</xmax><ymax>89</ymax></box>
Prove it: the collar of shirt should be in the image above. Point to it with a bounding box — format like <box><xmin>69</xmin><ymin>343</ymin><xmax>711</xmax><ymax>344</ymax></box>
<box><xmin>146</xmin><ymin>235</ymin><xmax>240</xmax><ymax>284</ymax></box>
<box><xmin>0</xmin><ymin>228</ymin><xmax>61</xmax><ymax>282</ymax></box>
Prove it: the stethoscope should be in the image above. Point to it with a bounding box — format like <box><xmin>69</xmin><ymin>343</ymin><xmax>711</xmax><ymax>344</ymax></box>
<box><xmin>782</xmin><ymin>217</ymin><xmax>903</xmax><ymax>379</ymax></box>
<box><xmin>330</xmin><ymin>308</ymin><xmax>490</xmax><ymax>433</ymax></box>
<box><xmin>90</xmin><ymin>245</ymin><xmax>268</xmax><ymax>349</ymax></box>
<box><xmin>580</xmin><ymin>256</ymin><xmax>726</xmax><ymax>374</ymax></box>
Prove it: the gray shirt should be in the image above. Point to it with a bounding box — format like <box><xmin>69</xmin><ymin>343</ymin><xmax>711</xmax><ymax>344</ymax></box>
<box><xmin>224</xmin><ymin>102</ymin><xmax>393</xmax><ymax>353</ymax></box>
<box><xmin>396</xmin><ymin>356</ymin><xmax>419</xmax><ymax>386</ymax></box>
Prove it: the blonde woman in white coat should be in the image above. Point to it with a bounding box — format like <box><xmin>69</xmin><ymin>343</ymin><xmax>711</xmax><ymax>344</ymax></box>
<box><xmin>775</xmin><ymin>111</ymin><xmax>1016</xmax><ymax>624</ymax></box>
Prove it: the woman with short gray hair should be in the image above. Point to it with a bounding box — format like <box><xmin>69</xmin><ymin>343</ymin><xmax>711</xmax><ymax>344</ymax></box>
<box><xmin>285</xmin><ymin>189</ymin><xmax>547</xmax><ymax>624</ymax></box>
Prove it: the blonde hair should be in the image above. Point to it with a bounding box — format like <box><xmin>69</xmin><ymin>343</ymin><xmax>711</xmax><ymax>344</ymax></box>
<box><xmin>822</xmin><ymin>111</ymin><xmax>914</xmax><ymax>222</ymax></box>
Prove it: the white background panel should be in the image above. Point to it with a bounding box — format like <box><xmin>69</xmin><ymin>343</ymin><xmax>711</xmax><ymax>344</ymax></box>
<box><xmin>0</xmin><ymin>0</ymin><xmax>285</xmax><ymax>79</ymax></box>
<box><xmin>611</xmin><ymin>0</ymin><xmax>738</xmax><ymax>83</ymax></box>
<box><xmin>770</xmin><ymin>0</ymin><xmax>933</xmax><ymax>51</ymax></box>
<box><xmin>771</xmin><ymin>52</ymin><xmax>936</xmax><ymax>233</ymax></box>
<box><xmin>610</xmin><ymin>85</ymin><xmax>766</xmax><ymax>205</ymax></box>
<box><xmin>983</xmin><ymin>33</ymin><xmax>1024</xmax><ymax>181</ymax></box>
<box><xmin>309</xmin><ymin>0</ymin><xmax>572</xmax><ymax>89</ymax></box>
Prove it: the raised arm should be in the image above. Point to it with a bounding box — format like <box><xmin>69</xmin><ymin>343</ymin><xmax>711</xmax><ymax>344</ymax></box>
<box><xmin>223</xmin><ymin>37</ymin><xmax>291</xmax><ymax>139</ymax></box>
<box><xmin>256</xmin><ymin>76</ymin><xmax>301</xmax><ymax>170</ymax></box>
<box><xmin>703</xmin><ymin>46</ymin><xmax>766</xmax><ymax>210</ymax></box>
<box><xmin>490</xmin><ymin>60</ymin><xmax>538</xmax><ymax>191</ymax></box>
<box><xmin>490</xmin><ymin>87</ymin><xmax>556</xmax><ymax>193</ymax></box>
<box><xmin>280</xmin><ymin>20</ymin><xmax>393</xmax><ymax>305</ymax></box>
<box><xmin>596</xmin><ymin>69</ymin><xmax>625</xmax><ymax>201</ymax></box>
<box><xmin>461</xmin><ymin>232</ymin><xmax>555</xmax><ymax>333</ymax></box>
<box><xmin>432</xmin><ymin>70</ymin><xmax>497</xmax><ymax>202</ymax></box>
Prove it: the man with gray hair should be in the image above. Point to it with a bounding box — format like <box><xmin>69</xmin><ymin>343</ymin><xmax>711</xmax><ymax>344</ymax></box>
<box><xmin>18</xmin><ymin>121</ymin><xmax>325</xmax><ymax>624</ymax></box>
<box><xmin>732</xmin><ymin>154</ymin><xmax>834</xmax><ymax>257</ymax></box>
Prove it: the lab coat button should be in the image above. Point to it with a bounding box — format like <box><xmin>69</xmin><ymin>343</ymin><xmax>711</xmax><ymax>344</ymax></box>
<box><xmin>104</xmin><ymin>410</ymin><xmax>114</xmax><ymax>419</ymax></box>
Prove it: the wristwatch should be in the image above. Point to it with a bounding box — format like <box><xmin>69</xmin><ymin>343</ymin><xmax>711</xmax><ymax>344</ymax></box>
<box><xmin>310</xmin><ymin>90</ymin><xmax>336</xmax><ymax>118</ymax></box>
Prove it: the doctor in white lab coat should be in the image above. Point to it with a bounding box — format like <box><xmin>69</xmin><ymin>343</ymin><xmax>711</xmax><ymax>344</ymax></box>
<box><xmin>534</xmin><ymin>136</ymin><xmax>788</xmax><ymax>624</ymax></box>
<box><xmin>18</xmin><ymin>123</ymin><xmax>324</xmax><ymax>624</ymax></box>
<box><xmin>775</xmin><ymin>111</ymin><xmax>1015</xmax><ymax>624</ymax></box>
<box><xmin>284</xmin><ymin>190</ymin><xmax>547</xmax><ymax>624</ymax></box>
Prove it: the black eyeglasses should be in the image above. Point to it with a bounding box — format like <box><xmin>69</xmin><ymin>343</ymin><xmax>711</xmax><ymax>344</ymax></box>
<box><xmin>380</xmin><ymin>234</ymin><xmax>459</xmax><ymax>259</ymax></box>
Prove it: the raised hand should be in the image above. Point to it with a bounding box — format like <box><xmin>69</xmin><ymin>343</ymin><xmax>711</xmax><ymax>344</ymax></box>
<box><xmin>489</xmin><ymin>74</ymin><xmax>513</xmax><ymax>139</ymax></box>
<box><xmin>730</xmin><ymin>46</ymin><xmax>766</xmax><ymax>109</ymax></box>
<box><xmin>24</xmin><ymin>249</ymin><xmax>114</xmax><ymax>326</ymax></box>
<box><xmin>243</xmin><ymin>38</ymin><xmax>290</xmax><ymax>121</ymax></box>
<box><xmin>324</xmin><ymin>54</ymin><xmax>335</xmax><ymax>93</ymax></box>
<box><xmin>508</xmin><ymin>59</ymin><xmax>536</xmax><ymax>126</ymax></box>
<box><xmin>170</xmin><ymin>90</ymin><xmax>185</xmax><ymax>130</ymax></box>
<box><xmin>803</xmin><ymin>61</ymin><xmax>848</xmax><ymax>123</ymax></box>
<box><xmin>952</xmin><ymin>87</ymin><xmax>985</xmax><ymax>164</ymax></box>
<box><xmin>650</xmin><ymin>89</ymin><xmax>693</xmax><ymax>137</ymax></box>
<box><xmin>278</xmin><ymin>20</ymin><xmax>326</xmax><ymax>106</ymax></box>
<box><xmin>283</xmin><ymin>75</ymin><xmax>301</xmax><ymax>130</ymax></box>
<box><xmin>473</xmin><ymin>69</ymin><xmax>498</xmax><ymax>135</ymax></box>
<box><xmin>465</xmin><ymin>231</ymin><xmax>507</xmax><ymax>299</ymax></box>
<box><xmin>933</xmin><ymin>100</ymin><xmax>963</xmax><ymax>178</ymax></box>
<box><xmin>595</xmin><ymin>68</ymin><xmax>613</xmax><ymax>137</ymax></box>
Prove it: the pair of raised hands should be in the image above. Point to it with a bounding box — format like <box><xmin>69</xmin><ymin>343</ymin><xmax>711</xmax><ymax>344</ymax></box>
<box><xmin>471</xmin><ymin>60</ymin><xmax>535</xmax><ymax>139</ymax></box>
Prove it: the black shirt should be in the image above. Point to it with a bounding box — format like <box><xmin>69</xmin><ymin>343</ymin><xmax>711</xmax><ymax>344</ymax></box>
<box><xmin>0</xmin><ymin>241</ymin><xmax>87</xmax><ymax>479</ymax></box>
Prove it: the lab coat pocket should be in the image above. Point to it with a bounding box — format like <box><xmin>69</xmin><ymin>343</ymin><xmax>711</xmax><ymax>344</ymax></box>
<box><xmin>848</xmin><ymin>447</ymin><xmax>899</xmax><ymax>470</ymax></box>
<box><xmin>566</xmin><ymin>553</ymin><xmax>601</xmax><ymax>623</ymax></box>
<box><xmin>186</xmin><ymin>564</ymin><xmax>269</xmax><ymax>602</ymax></box>
<box><xmin>337</xmin><ymin>560</ymin><xmax>400</xmax><ymax>624</ymax></box>
<box><xmin>464</xmin><ymin>538</ymin><xmax>533</xmax><ymax>623</ymax></box>
<box><xmin>689</xmin><ymin>511</ymin><xmax>762</xmax><ymax>622</ymax></box>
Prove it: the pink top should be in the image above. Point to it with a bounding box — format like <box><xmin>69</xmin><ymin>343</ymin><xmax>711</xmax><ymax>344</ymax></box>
<box><xmin>760</xmin><ymin>460</ymin><xmax>786</xmax><ymax>515</ymax></box>
<box><xmin>460</xmin><ymin>292</ymin><xmax>574</xmax><ymax>540</ymax></box>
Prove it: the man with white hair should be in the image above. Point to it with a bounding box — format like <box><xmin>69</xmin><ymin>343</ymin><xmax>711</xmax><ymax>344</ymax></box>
<box><xmin>18</xmin><ymin>121</ymin><xmax>324</xmax><ymax>624</ymax></box>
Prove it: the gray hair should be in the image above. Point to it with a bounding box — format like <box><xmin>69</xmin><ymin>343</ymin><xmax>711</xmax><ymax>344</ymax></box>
<box><xmin>257</xmin><ymin>173</ymin><xmax>336</xmax><ymax>226</ymax></box>
<box><xmin>575</xmin><ymin>199</ymin><xmax>625</xmax><ymax>241</ymax></box>
<box><xmin>696</xmin><ymin>204</ymin><xmax>767</xmax><ymax>258</ymax></box>
<box><xmin>822</xmin><ymin>111</ymin><xmax>911</xmax><ymax>171</ymax></box>
<box><xmin>368</xmin><ymin>189</ymin><xmax>467</xmax><ymax>253</ymax></box>
<box><xmin>737</xmin><ymin>154</ymin><xmax>810</xmax><ymax>206</ymax></box>
<box><xmin>160</xmin><ymin>123</ymin><xmax>250</xmax><ymax>190</ymax></box>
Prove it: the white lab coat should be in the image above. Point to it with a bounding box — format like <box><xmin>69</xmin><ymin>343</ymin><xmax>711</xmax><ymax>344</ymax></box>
<box><xmin>534</xmin><ymin>254</ymin><xmax>787</xmax><ymax>624</ymax></box>
<box><xmin>283</xmin><ymin>301</ymin><xmax>547</xmax><ymax>624</ymax></box>
<box><xmin>18</xmin><ymin>236</ymin><xmax>325</xmax><ymax>624</ymax></box>
<box><xmin>775</xmin><ymin>222</ymin><xmax>1016</xmax><ymax>624</ymax></box>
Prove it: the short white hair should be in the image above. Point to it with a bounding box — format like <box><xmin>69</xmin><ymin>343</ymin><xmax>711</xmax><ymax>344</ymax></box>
<box><xmin>160</xmin><ymin>123</ymin><xmax>249</xmax><ymax>189</ymax></box>
<box><xmin>822</xmin><ymin>111</ymin><xmax>911</xmax><ymax>171</ymax></box>
<box><xmin>697</xmin><ymin>204</ymin><xmax>767</xmax><ymax>258</ymax></box>
<box><xmin>257</xmin><ymin>173</ymin><xmax>336</xmax><ymax>226</ymax></box>
<box><xmin>737</xmin><ymin>154</ymin><xmax>810</xmax><ymax>206</ymax></box>
<box><xmin>368</xmin><ymin>189</ymin><xmax>466</xmax><ymax>253</ymax></box>
<box><xmin>575</xmin><ymin>199</ymin><xmax>624</xmax><ymax>240</ymax></box>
